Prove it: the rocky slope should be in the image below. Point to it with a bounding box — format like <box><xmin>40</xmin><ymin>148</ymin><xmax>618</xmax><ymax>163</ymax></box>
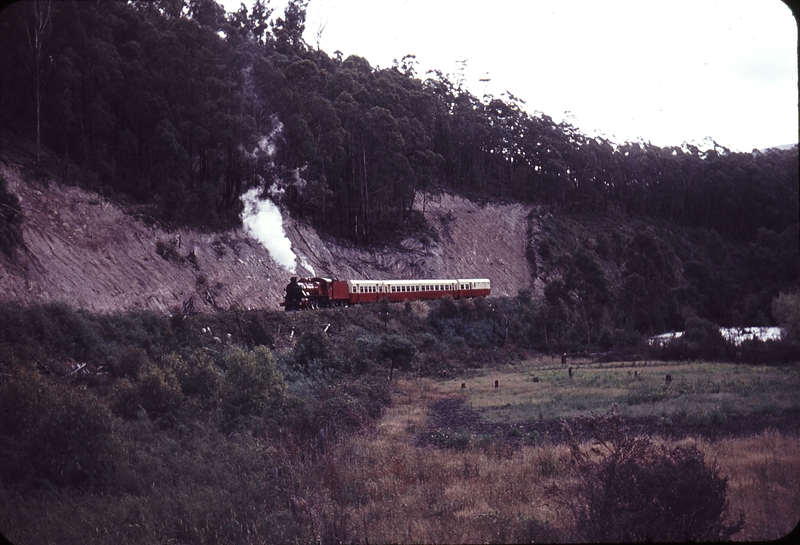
<box><xmin>0</xmin><ymin>156</ymin><xmax>537</xmax><ymax>314</ymax></box>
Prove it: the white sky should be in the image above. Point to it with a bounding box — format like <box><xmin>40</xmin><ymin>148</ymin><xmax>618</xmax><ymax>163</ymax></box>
<box><xmin>221</xmin><ymin>0</ymin><xmax>798</xmax><ymax>152</ymax></box>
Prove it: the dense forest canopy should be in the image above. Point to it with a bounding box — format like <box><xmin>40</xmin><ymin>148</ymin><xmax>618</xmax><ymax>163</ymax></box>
<box><xmin>0</xmin><ymin>0</ymin><xmax>796</xmax><ymax>237</ymax></box>
<box><xmin>0</xmin><ymin>0</ymin><xmax>798</xmax><ymax>334</ymax></box>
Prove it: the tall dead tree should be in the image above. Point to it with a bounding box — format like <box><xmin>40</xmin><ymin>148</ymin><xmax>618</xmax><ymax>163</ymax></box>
<box><xmin>26</xmin><ymin>0</ymin><xmax>53</xmax><ymax>164</ymax></box>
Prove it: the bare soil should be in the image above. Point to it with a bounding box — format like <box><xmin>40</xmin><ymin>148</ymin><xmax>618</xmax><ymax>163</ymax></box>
<box><xmin>0</xmin><ymin>149</ymin><xmax>536</xmax><ymax>313</ymax></box>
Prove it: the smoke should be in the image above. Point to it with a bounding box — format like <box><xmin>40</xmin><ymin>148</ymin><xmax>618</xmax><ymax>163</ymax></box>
<box><xmin>240</xmin><ymin>188</ymin><xmax>297</xmax><ymax>272</ymax></box>
<box><xmin>238</xmin><ymin>116</ymin><xmax>316</xmax><ymax>276</ymax></box>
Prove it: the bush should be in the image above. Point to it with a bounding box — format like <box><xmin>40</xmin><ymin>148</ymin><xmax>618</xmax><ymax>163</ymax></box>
<box><xmin>314</xmin><ymin>377</ymin><xmax>391</xmax><ymax>431</ymax></box>
<box><xmin>773</xmin><ymin>290</ymin><xmax>800</xmax><ymax>341</ymax></box>
<box><xmin>431</xmin><ymin>428</ymin><xmax>472</xmax><ymax>451</ymax></box>
<box><xmin>0</xmin><ymin>372</ymin><xmax>120</xmax><ymax>491</ymax></box>
<box><xmin>164</xmin><ymin>351</ymin><xmax>221</xmax><ymax>403</ymax></box>
<box><xmin>240</xmin><ymin>312</ymin><xmax>275</xmax><ymax>348</ymax></box>
<box><xmin>0</xmin><ymin>172</ymin><xmax>25</xmax><ymax>258</ymax></box>
<box><xmin>290</xmin><ymin>329</ymin><xmax>341</xmax><ymax>373</ymax></box>
<box><xmin>557</xmin><ymin>406</ymin><xmax>744</xmax><ymax>542</ymax></box>
<box><xmin>684</xmin><ymin>316</ymin><xmax>726</xmax><ymax>359</ymax></box>
<box><xmin>135</xmin><ymin>366</ymin><xmax>184</xmax><ymax>419</ymax></box>
<box><xmin>220</xmin><ymin>346</ymin><xmax>286</xmax><ymax>424</ymax></box>
<box><xmin>113</xmin><ymin>346</ymin><xmax>149</xmax><ymax>378</ymax></box>
<box><xmin>112</xmin><ymin>365</ymin><xmax>183</xmax><ymax>421</ymax></box>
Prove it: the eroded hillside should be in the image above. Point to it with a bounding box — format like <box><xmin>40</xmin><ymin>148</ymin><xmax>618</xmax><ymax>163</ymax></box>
<box><xmin>0</xmin><ymin>158</ymin><xmax>536</xmax><ymax>313</ymax></box>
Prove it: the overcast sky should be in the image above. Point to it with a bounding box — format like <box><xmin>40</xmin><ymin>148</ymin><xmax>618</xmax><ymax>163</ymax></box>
<box><xmin>221</xmin><ymin>0</ymin><xmax>798</xmax><ymax>152</ymax></box>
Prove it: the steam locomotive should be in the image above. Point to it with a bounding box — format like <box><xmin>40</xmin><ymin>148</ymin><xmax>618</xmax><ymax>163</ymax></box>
<box><xmin>281</xmin><ymin>277</ymin><xmax>491</xmax><ymax>311</ymax></box>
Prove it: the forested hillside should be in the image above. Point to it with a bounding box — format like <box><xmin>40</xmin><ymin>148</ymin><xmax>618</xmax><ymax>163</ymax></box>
<box><xmin>0</xmin><ymin>0</ymin><xmax>798</xmax><ymax>337</ymax></box>
<box><xmin>1</xmin><ymin>0</ymin><xmax>796</xmax><ymax>237</ymax></box>
<box><xmin>1</xmin><ymin>4</ymin><xmax>799</xmax><ymax>542</ymax></box>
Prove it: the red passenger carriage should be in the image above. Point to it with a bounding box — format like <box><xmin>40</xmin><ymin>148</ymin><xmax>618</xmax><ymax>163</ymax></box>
<box><xmin>281</xmin><ymin>277</ymin><xmax>491</xmax><ymax>310</ymax></box>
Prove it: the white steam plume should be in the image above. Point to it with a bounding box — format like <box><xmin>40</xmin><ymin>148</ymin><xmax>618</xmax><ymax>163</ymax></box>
<box><xmin>241</xmin><ymin>188</ymin><xmax>297</xmax><ymax>272</ymax></box>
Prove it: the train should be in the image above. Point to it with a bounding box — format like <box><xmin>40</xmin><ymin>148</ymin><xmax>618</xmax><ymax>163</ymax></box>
<box><xmin>281</xmin><ymin>277</ymin><xmax>491</xmax><ymax>311</ymax></box>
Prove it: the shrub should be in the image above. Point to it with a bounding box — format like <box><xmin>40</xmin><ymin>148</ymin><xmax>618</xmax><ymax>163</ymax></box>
<box><xmin>304</xmin><ymin>377</ymin><xmax>392</xmax><ymax>447</ymax></box>
<box><xmin>241</xmin><ymin>312</ymin><xmax>275</xmax><ymax>348</ymax></box>
<box><xmin>113</xmin><ymin>346</ymin><xmax>149</xmax><ymax>378</ymax></box>
<box><xmin>220</xmin><ymin>346</ymin><xmax>286</xmax><ymax>424</ymax></box>
<box><xmin>684</xmin><ymin>316</ymin><xmax>726</xmax><ymax>359</ymax></box>
<box><xmin>773</xmin><ymin>290</ymin><xmax>800</xmax><ymax>339</ymax></box>
<box><xmin>0</xmin><ymin>172</ymin><xmax>25</xmax><ymax>258</ymax></box>
<box><xmin>378</xmin><ymin>333</ymin><xmax>416</xmax><ymax>382</ymax></box>
<box><xmin>557</xmin><ymin>406</ymin><xmax>744</xmax><ymax>542</ymax></box>
<box><xmin>112</xmin><ymin>365</ymin><xmax>183</xmax><ymax>421</ymax></box>
<box><xmin>0</xmin><ymin>372</ymin><xmax>120</xmax><ymax>491</ymax></box>
<box><xmin>164</xmin><ymin>351</ymin><xmax>221</xmax><ymax>403</ymax></box>
<box><xmin>290</xmin><ymin>329</ymin><xmax>340</xmax><ymax>373</ymax></box>
<box><xmin>135</xmin><ymin>366</ymin><xmax>184</xmax><ymax>419</ymax></box>
<box><xmin>431</xmin><ymin>428</ymin><xmax>472</xmax><ymax>451</ymax></box>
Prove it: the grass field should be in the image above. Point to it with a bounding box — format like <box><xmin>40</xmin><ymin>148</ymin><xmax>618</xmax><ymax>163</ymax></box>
<box><xmin>439</xmin><ymin>357</ymin><xmax>800</xmax><ymax>425</ymax></box>
<box><xmin>2</xmin><ymin>357</ymin><xmax>797</xmax><ymax>543</ymax></box>
<box><xmin>315</xmin><ymin>359</ymin><xmax>800</xmax><ymax>542</ymax></box>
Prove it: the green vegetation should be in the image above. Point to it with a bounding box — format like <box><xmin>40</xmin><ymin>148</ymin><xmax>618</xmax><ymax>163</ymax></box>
<box><xmin>450</xmin><ymin>360</ymin><xmax>800</xmax><ymax>425</ymax></box>
<box><xmin>1</xmin><ymin>0</ymin><xmax>797</xmax><ymax>245</ymax></box>
<box><xmin>0</xmin><ymin>302</ymin><xmax>397</xmax><ymax>544</ymax></box>
<box><xmin>0</xmin><ymin>299</ymin><xmax>797</xmax><ymax>543</ymax></box>
<box><xmin>1</xmin><ymin>0</ymin><xmax>797</xmax><ymax>340</ymax></box>
<box><xmin>0</xmin><ymin>171</ymin><xmax>24</xmax><ymax>258</ymax></box>
<box><xmin>0</xmin><ymin>0</ymin><xmax>798</xmax><ymax>540</ymax></box>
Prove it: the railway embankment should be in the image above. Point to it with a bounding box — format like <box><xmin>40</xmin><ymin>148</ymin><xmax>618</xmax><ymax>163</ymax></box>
<box><xmin>0</xmin><ymin>155</ymin><xmax>535</xmax><ymax>313</ymax></box>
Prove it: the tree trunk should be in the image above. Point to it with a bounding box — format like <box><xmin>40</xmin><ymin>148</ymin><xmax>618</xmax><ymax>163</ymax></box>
<box><xmin>26</xmin><ymin>0</ymin><xmax>53</xmax><ymax>165</ymax></box>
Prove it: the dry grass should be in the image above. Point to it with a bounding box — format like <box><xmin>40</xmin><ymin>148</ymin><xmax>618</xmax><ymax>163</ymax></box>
<box><xmin>295</xmin><ymin>373</ymin><xmax>800</xmax><ymax>543</ymax></box>
<box><xmin>6</xmin><ymin>362</ymin><xmax>791</xmax><ymax>544</ymax></box>
<box><xmin>699</xmin><ymin>430</ymin><xmax>800</xmax><ymax>541</ymax></box>
<box><xmin>289</xmin><ymin>378</ymin><xmax>569</xmax><ymax>543</ymax></box>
